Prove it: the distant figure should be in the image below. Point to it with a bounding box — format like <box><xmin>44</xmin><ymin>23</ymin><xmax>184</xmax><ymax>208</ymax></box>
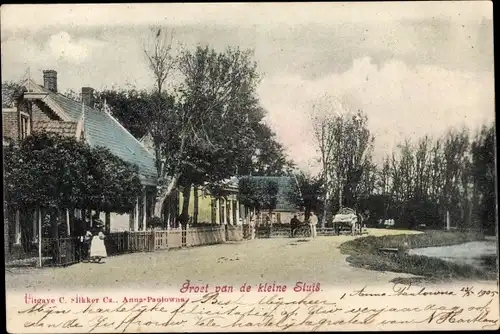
<box><xmin>80</xmin><ymin>230</ymin><xmax>93</xmax><ymax>262</ymax></box>
<box><xmin>290</xmin><ymin>214</ymin><xmax>301</xmax><ymax>237</ymax></box>
<box><xmin>264</xmin><ymin>215</ymin><xmax>271</xmax><ymax>225</ymax></box>
<box><xmin>177</xmin><ymin>213</ymin><xmax>189</xmax><ymax>229</ymax></box>
<box><xmin>309</xmin><ymin>212</ymin><xmax>318</xmax><ymax>237</ymax></box>
<box><xmin>89</xmin><ymin>229</ymin><xmax>107</xmax><ymax>263</ymax></box>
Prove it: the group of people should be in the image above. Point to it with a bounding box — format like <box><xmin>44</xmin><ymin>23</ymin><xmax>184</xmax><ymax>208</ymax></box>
<box><xmin>80</xmin><ymin>225</ymin><xmax>108</xmax><ymax>263</ymax></box>
<box><xmin>290</xmin><ymin>212</ymin><xmax>318</xmax><ymax>237</ymax></box>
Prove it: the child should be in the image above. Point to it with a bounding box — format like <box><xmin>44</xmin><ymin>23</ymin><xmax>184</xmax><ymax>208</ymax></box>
<box><xmin>89</xmin><ymin>228</ymin><xmax>107</xmax><ymax>263</ymax></box>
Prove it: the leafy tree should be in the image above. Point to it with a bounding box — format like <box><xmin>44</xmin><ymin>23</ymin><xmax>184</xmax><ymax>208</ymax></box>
<box><xmin>63</xmin><ymin>88</ymin><xmax>151</xmax><ymax>140</ymax></box>
<box><xmin>291</xmin><ymin>172</ymin><xmax>323</xmax><ymax>219</ymax></box>
<box><xmin>238</xmin><ymin>177</ymin><xmax>279</xmax><ymax>215</ymax></box>
<box><xmin>2</xmin><ymin>81</ymin><xmax>25</xmax><ymax>108</ymax></box>
<box><xmin>4</xmin><ymin>132</ymin><xmax>142</xmax><ymax>236</ymax></box>
<box><xmin>236</xmin><ymin>122</ymin><xmax>295</xmax><ymax>176</ymax></box>
<box><xmin>142</xmin><ymin>43</ymin><xmax>268</xmax><ymax>218</ymax></box>
<box><xmin>95</xmin><ymin>89</ymin><xmax>152</xmax><ymax>140</ymax></box>
<box><xmin>5</xmin><ymin>133</ymin><xmax>88</xmax><ymax>211</ymax></box>
<box><xmin>86</xmin><ymin>146</ymin><xmax>143</xmax><ymax>213</ymax></box>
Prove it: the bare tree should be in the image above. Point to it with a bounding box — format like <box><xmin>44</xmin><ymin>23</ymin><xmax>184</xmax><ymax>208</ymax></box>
<box><xmin>441</xmin><ymin>127</ymin><xmax>471</xmax><ymax>227</ymax></box>
<box><xmin>377</xmin><ymin>156</ymin><xmax>392</xmax><ymax>195</ymax></box>
<box><xmin>311</xmin><ymin>95</ymin><xmax>345</xmax><ymax>226</ymax></box>
<box><xmin>143</xmin><ymin>26</ymin><xmax>177</xmax><ymax>95</ymax></box>
<box><xmin>379</xmin><ymin>126</ymin><xmax>474</xmax><ymax>229</ymax></box>
<box><xmin>413</xmin><ymin>135</ymin><xmax>431</xmax><ymax>200</ymax></box>
<box><xmin>310</xmin><ymin>94</ymin><xmax>374</xmax><ymax>227</ymax></box>
<box><xmin>141</xmin><ymin>26</ymin><xmax>180</xmax><ymax>218</ymax></box>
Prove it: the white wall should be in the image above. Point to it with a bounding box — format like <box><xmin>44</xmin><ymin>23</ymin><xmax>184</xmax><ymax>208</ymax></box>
<box><xmin>110</xmin><ymin>212</ymin><xmax>132</xmax><ymax>232</ymax></box>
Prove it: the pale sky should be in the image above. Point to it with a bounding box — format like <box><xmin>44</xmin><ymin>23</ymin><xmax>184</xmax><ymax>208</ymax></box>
<box><xmin>1</xmin><ymin>3</ymin><xmax>495</xmax><ymax>174</ymax></box>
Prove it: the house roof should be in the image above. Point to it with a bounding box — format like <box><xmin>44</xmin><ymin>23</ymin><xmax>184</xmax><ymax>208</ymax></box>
<box><xmin>32</xmin><ymin>121</ymin><xmax>79</xmax><ymax>138</ymax></box>
<box><xmin>139</xmin><ymin>131</ymin><xmax>155</xmax><ymax>155</ymax></box>
<box><xmin>239</xmin><ymin>176</ymin><xmax>301</xmax><ymax>212</ymax></box>
<box><xmin>29</xmin><ymin>82</ymin><xmax>157</xmax><ymax>186</ymax></box>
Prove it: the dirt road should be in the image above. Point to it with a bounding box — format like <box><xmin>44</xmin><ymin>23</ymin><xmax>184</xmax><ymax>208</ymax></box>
<box><xmin>5</xmin><ymin>229</ymin><xmax>420</xmax><ymax>293</ymax></box>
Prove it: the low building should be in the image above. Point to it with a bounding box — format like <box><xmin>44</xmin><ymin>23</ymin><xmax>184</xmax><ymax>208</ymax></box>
<box><xmin>238</xmin><ymin>176</ymin><xmax>303</xmax><ymax>225</ymax></box>
<box><xmin>177</xmin><ymin>177</ymin><xmax>245</xmax><ymax>226</ymax></box>
<box><xmin>139</xmin><ymin>133</ymin><xmax>249</xmax><ymax>227</ymax></box>
<box><xmin>3</xmin><ymin>70</ymin><xmax>158</xmax><ymax>258</ymax></box>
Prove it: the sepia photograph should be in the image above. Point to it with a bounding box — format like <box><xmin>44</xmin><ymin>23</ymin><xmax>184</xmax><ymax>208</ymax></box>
<box><xmin>2</xmin><ymin>2</ymin><xmax>498</xmax><ymax>332</ymax></box>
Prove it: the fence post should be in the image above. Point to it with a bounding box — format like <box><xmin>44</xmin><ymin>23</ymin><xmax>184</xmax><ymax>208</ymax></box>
<box><xmin>150</xmin><ymin>230</ymin><xmax>155</xmax><ymax>252</ymax></box>
<box><xmin>126</xmin><ymin>231</ymin><xmax>131</xmax><ymax>252</ymax></box>
<box><xmin>182</xmin><ymin>226</ymin><xmax>186</xmax><ymax>248</ymax></box>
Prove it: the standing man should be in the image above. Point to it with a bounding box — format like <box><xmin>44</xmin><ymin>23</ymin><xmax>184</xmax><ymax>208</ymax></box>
<box><xmin>290</xmin><ymin>214</ymin><xmax>301</xmax><ymax>238</ymax></box>
<box><xmin>309</xmin><ymin>212</ymin><xmax>318</xmax><ymax>238</ymax></box>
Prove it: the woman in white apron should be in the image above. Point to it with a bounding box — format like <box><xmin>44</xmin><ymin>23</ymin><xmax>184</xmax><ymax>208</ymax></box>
<box><xmin>89</xmin><ymin>229</ymin><xmax>107</xmax><ymax>263</ymax></box>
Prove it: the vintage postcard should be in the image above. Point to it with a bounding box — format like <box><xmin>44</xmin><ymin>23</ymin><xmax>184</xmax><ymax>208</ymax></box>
<box><xmin>2</xmin><ymin>2</ymin><xmax>498</xmax><ymax>333</ymax></box>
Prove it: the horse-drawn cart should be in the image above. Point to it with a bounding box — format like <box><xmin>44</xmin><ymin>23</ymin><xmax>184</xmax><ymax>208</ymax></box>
<box><xmin>333</xmin><ymin>207</ymin><xmax>364</xmax><ymax>236</ymax></box>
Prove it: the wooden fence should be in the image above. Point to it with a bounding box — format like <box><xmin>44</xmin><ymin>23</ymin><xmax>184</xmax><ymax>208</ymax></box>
<box><xmin>255</xmin><ymin>226</ymin><xmax>271</xmax><ymax>238</ymax></box>
<box><xmin>270</xmin><ymin>224</ymin><xmax>293</xmax><ymax>238</ymax></box>
<box><xmin>254</xmin><ymin>224</ymin><xmax>295</xmax><ymax>238</ymax></box>
<box><xmin>154</xmin><ymin>230</ymin><xmax>169</xmax><ymax>250</ymax></box>
<box><xmin>242</xmin><ymin>224</ymin><xmax>254</xmax><ymax>240</ymax></box>
<box><xmin>187</xmin><ymin>226</ymin><xmax>226</xmax><ymax>247</ymax></box>
<box><xmin>226</xmin><ymin>225</ymin><xmax>244</xmax><ymax>242</ymax></box>
<box><xmin>105</xmin><ymin>232</ymin><xmax>129</xmax><ymax>255</ymax></box>
<box><xmin>107</xmin><ymin>226</ymin><xmax>238</xmax><ymax>255</ymax></box>
<box><xmin>128</xmin><ymin>231</ymin><xmax>155</xmax><ymax>252</ymax></box>
<box><xmin>41</xmin><ymin>237</ymin><xmax>82</xmax><ymax>267</ymax></box>
<box><xmin>316</xmin><ymin>227</ymin><xmax>337</xmax><ymax>236</ymax></box>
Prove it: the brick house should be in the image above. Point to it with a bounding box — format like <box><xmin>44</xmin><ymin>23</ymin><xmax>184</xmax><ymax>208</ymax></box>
<box><xmin>3</xmin><ymin>70</ymin><xmax>158</xmax><ymax>258</ymax></box>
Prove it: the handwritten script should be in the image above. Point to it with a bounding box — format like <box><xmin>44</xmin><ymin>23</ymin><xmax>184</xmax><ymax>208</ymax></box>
<box><xmin>9</xmin><ymin>283</ymin><xmax>500</xmax><ymax>333</ymax></box>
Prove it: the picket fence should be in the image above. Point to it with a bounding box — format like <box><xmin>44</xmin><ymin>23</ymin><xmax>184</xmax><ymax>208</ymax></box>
<box><xmin>316</xmin><ymin>227</ymin><xmax>337</xmax><ymax>236</ymax></box>
<box><xmin>106</xmin><ymin>225</ymin><xmax>244</xmax><ymax>256</ymax></box>
<box><xmin>252</xmin><ymin>225</ymin><xmax>341</xmax><ymax>237</ymax></box>
<box><xmin>253</xmin><ymin>224</ymin><xmax>313</xmax><ymax>238</ymax></box>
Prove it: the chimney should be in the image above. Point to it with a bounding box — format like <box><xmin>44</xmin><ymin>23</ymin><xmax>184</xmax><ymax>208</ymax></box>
<box><xmin>81</xmin><ymin>87</ymin><xmax>95</xmax><ymax>107</ymax></box>
<box><xmin>43</xmin><ymin>70</ymin><xmax>58</xmax><ymax>93</ymax></box>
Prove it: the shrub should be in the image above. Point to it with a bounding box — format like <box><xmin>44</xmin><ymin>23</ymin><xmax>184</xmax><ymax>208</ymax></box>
<box><xmin>147</xmin><ymin>217</ymin><xmax>163</xmax><ymax>229</ymax></box>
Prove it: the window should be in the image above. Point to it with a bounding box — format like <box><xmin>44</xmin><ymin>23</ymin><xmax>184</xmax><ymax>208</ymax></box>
<box><xmin>220</xmin><ymin>202</ymin><xmax>225</xmax><ymax>224</ymax></box>
<box><xmin>20</xmin><ymin>115</ymin><xmax>29</xmax><ymax>139</ymax></box>
<box><xmin>211</xmin><ymin>199</ymin><xmax>217</xmax><ymax>224</ymax></box>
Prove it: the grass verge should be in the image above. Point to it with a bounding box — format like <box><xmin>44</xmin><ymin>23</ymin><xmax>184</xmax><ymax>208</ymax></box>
<box><xmin>339</xmin><ymin>230</ymin><xmax>497</xmax><ymax>283</ymax></box>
